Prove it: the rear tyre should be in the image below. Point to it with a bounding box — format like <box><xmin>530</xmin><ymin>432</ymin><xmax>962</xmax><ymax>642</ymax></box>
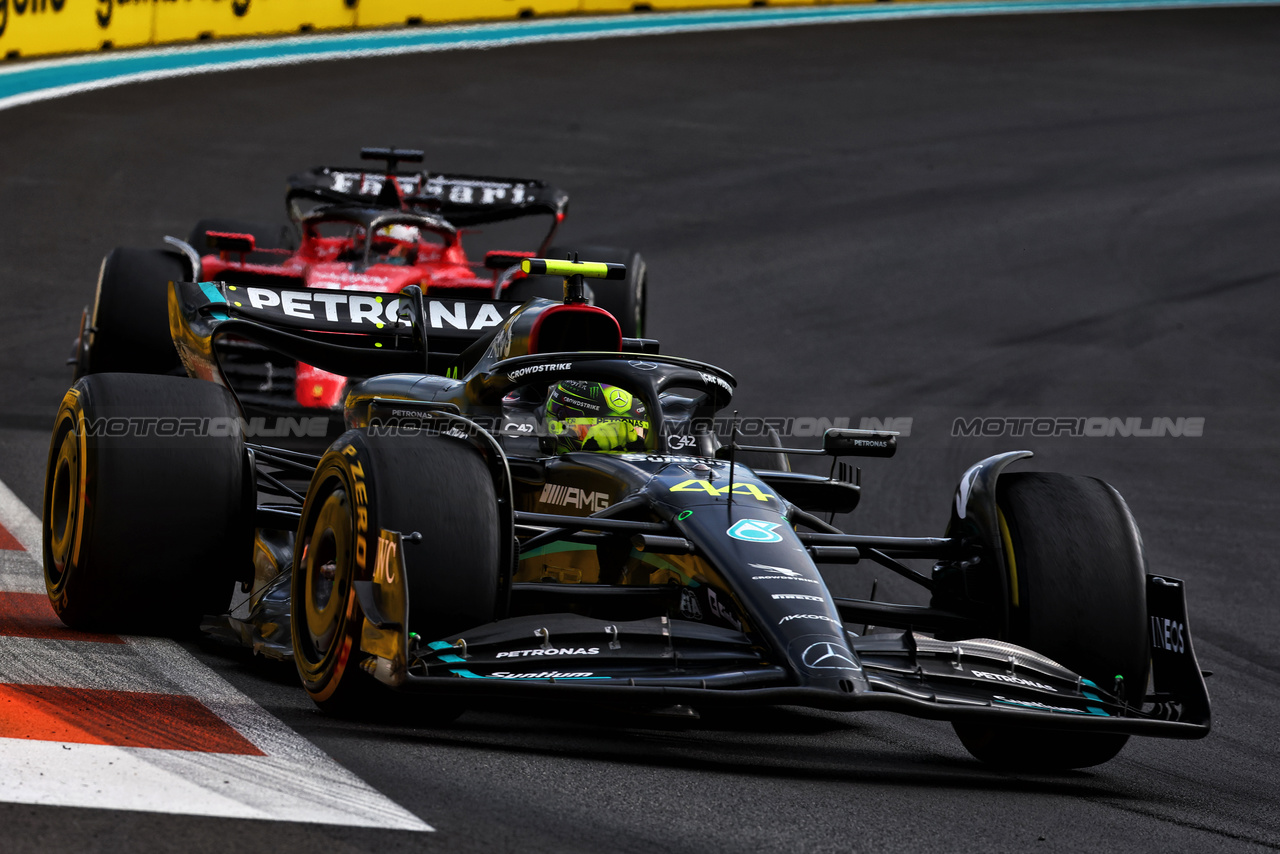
<box><xmin>86</xmin><ymin>248</ymin><xmax>186</xmax><ymax>375</ymax></box>
<box><xmin>188</xmin><ymin>218</ymin><xmax>298</xmax><ymax>253</ymax></box>
<box><xmin>952</xmin><ymin>472</ymin><xmax>1149</xmax><ymax>770</ymax></box>
<box><xmin>546</xmin><ymin>244</ymin><xmax>647</xmax><ymax>337</ymax></box>
<box><xmin>503</xmin><ymin>275</ymin><xmax>565</xmax><ymax>304</ymax></box>
<box><xmin>292</xmin><ymin>429</ymin><xmax>501</xmax><ymax>717</ymax></box>
<box><xmin>43</xmin><ymin>374</ymin><xmax>252</xmax><ymax>632</ymax></box>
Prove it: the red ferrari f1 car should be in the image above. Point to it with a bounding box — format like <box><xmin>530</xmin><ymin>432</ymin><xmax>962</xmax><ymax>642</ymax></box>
<box><xmin>70</xmin><ymin>147</ymin><xmax>647</xmax><ymax>414</ymax></box>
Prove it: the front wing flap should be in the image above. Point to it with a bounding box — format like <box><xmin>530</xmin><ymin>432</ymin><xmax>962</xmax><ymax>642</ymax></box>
<box><xmin>354</xmin><ymin>541</ymin><xmax>1209</xmax><ymax>738</ymax></box>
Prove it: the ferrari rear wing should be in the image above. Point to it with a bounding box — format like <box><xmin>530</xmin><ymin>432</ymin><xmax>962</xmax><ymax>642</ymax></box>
<box><xmin>286</xmin><ymin>166</ymin><xmax>569</xmax><ymax>230</ymax></box>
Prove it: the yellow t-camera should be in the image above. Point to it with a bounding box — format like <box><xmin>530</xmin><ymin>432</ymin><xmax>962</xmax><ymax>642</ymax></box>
<box><xmin>520</xmin><ymin>258</ymin><xmax>627</xmax><ymax>280</ymax></box>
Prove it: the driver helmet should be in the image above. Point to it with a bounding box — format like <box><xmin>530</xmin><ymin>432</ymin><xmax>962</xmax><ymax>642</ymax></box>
<box><xmin>545</xmin><ymin>381</ymin><xmax>650</xmax><ymax>453</ymax></box>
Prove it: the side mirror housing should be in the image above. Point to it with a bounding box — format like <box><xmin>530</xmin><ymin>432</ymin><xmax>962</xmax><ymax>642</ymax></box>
<box><xmin>822</xmin><ymin>428</ymin><xmax>897</xmax><ymax>458</ymax></box>
<box><xmin>204</xmin><ymin>231</ymin><xmax>256</xmax><ymax>254</ymax></box>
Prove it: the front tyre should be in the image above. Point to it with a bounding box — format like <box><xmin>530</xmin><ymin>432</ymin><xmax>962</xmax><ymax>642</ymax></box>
<box><xmin>952</xmin><ymin>472</ymin><xmax>1150</xmax><ymax>770</ymax></box>
<box><xmin>717</xmin><ymin>424</ymin><xmax>791</xmax><ymax>473</ymax></box>
<box><xmin>292</xmin><ymin>429</ymin><xmax>502</xmax><ymax>715</ymax></box>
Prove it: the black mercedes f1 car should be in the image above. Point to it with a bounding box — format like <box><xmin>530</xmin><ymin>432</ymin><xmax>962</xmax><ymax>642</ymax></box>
<box><xmin>42</xmin><ymin>258</ymin><xmax>1210</xmax><ymax>770</ymax></box>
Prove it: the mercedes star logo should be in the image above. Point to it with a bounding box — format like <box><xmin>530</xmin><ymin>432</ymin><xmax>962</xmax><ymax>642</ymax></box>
<box><xmin>802</xmin><ymin>642</ymin><xmax>858</xmax><ymax>670</ymax></box>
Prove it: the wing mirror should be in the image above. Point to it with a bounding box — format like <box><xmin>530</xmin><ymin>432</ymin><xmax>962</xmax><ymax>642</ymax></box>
<box><xmin>822</xmin><ymin>428</ymin><xmax>897</xmax><ymax>458</ymax></box>
<box><xmin>204</xmin><ymin>231</ymin><xmax>256</xmax><ymax>254</ymax></box>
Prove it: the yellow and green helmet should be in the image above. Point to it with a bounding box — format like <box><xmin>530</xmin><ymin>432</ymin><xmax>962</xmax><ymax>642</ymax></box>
<box><xmin>545</xmin><ymin>380</ymin><xmax>650</xmax><ymax>453</ymax></box>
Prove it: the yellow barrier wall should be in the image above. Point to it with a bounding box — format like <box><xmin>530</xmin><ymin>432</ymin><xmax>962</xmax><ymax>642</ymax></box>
<box><xmin>0</xmin><ymin>0</ymin><xmax>848</xmax><ymax>60</ymax></box>
<box><xmin>1</xmin><ymin>0</ymin><xmax>153</xmax><ymax>58</ymax></box>
<box><xmin>0</xmin><ymin>0</ymin><xmax>360</xmax><ymax>59</ymax></box>
<box><xmin>154</xmin><ymin>1</ymin><xmax>357</xmax><ymax>45</ymax></box>
<box><xmin>356</xmin><ymin>0</ymin><xmax>578</xmax><ymax>27</ymax></box>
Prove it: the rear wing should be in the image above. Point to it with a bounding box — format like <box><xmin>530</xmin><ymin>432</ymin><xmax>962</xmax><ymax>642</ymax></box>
<box><xmin>167</xmin><ymin>279</ymin><xmax>521</xmax><ymax>389</ymax></box>
<box><xmin>286</xmin><ymin>167</ymin><xmax>569</xmax><ymax>228</ymax></box>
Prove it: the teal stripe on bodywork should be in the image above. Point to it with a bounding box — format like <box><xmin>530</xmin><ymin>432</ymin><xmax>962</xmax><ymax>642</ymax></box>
<box><xmin>198</xmin><ymin>281</ymin><xmax>230</xmax><ymax>320</ymax></box>
<box><xmin>449</xmin><ymin>669</ymin><xmax>608</xmax><ymax>680</ymax></box>
<box><xmin>198</xmin><ymin>282</ymin><xmax>226</xmax><ymax>304</ymax></box>
<box><xmin>1082</xmin><ymin>690</ymin><xmax>1109</xmax><ymax>716</ymax></box>
<box><xmin>3</xmin><ymin>1</ymin><xmax>1279</xmax><ymax>109</ymax></box>
<box><xmin>994</xmin><ymin>696</ymin><xmax>1111</xmax><ymax>716</ymax></box>
<box><xmin>519</xmin><ymin>541</ymin><xmax>598</xmax><ymax>561</ymax></box>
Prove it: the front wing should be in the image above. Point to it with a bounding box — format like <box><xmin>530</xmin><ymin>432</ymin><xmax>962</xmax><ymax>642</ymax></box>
<box><xmin>356</xmin><ymin>552</ymin><xmax>1211</xmax><ymax>738</ymax></box>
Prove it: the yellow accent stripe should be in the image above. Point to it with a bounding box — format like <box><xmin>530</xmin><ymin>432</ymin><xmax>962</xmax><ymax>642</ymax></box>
<box><xmin>521</xmin><ymin>258</ymin><xmax>625</xmax><ymax>279</ymax></box>
<box><xmin>997</xmin><ymin>507</ymin><xmax>1019</xmax><ymax>608</ymax></box>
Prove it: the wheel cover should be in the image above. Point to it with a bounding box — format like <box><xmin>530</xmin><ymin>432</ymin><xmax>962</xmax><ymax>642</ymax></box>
<box><xmin>301</xmin><ymin>485</ymin><xmax>353</xmax><ymax>668</ymax></box>
<box><xmin>45</xmin><ymin>417</ymin><xmax>84</xmax><ymax>587</ymax></box>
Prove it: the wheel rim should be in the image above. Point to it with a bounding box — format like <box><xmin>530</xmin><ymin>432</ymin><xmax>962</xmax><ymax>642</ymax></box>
<box><xmin>302</xmin><ymin>484</ymin><xmax>353</xmax><ymax>665</ymax></box>
<box><xmin>46</xmin><ymin>419</ymin><xmax>82</xmax><ymax>584</ymax></box>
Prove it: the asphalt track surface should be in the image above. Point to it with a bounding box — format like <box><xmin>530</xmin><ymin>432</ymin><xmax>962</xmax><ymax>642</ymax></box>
<box><xmin>1</xmin><ymin>6</ymin><xmax>1279</xmax><ymax>852</ymax></box>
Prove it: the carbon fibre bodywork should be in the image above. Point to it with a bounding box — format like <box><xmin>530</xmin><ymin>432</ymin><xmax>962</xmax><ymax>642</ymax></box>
<box><xmin>173</xmin><ymin>278</ymin><xmax>1212</xmax><ymax>743</ymax></box>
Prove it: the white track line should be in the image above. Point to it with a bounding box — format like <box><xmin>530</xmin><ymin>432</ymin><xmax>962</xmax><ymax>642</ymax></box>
<box><xmin>0</xmin><ymin>636</ymin><xmax>177</xmax><ymax>692</ymax></box>
<box><xmin>0</xmin><ymin>476</ymin><xmax>41</xmax><ymax>554</ymax></box>
<box><xmin>0</xmin><ymin>548</ymin><xmax>45</xmax><ymax>594</ymax></box>
<box><xmin>0</xmin><ymin>477</ymin><xmax>432</xmax><ymax>831</ymax></box>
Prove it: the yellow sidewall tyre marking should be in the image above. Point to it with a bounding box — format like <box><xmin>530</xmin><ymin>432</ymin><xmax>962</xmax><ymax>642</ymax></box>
<box><xmin>997</xmin><ymin>506</ymin><xmax>1020</xmax><ymax>609</ymax></box>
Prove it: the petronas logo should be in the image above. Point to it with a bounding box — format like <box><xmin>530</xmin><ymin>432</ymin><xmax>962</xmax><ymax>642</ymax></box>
<box><xmin>727</xmin><ymin>519</ymin><xmax>782</xmax><ymax>543</ymax></box>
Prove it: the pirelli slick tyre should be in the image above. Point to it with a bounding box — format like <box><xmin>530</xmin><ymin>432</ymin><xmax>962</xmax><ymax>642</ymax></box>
<box><xmin>43</xmin><ymin>374</ymin><xmax>252</xmax><ymax>632</ymax></box>
<box><xmin>719</xmin><ymin>424</ymin><xmax>791</xmax><ymax>473</ymax></box>
<box><xmin>291</xmin><ymin>429</ymin><xmax>501</xmax><ymax>716</ymax></box>
<box><xmin>85</xmin><ymin>247</ymin><xmax>186</xmax><ymax>376</ymax></box>
<box><xmin>953</xmin><ymin>472</ymin><xmax>1150</xmax><ymax>770</ymax></box>
<box><xmin>546</xmin><ymin>244</ymin><xmax>647</xmax><ymax>337</ymax></box>
<box><xmin>503</xmin><ymin>275</ymin><xmax>565</xmax><ymax>305</ymax></box>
